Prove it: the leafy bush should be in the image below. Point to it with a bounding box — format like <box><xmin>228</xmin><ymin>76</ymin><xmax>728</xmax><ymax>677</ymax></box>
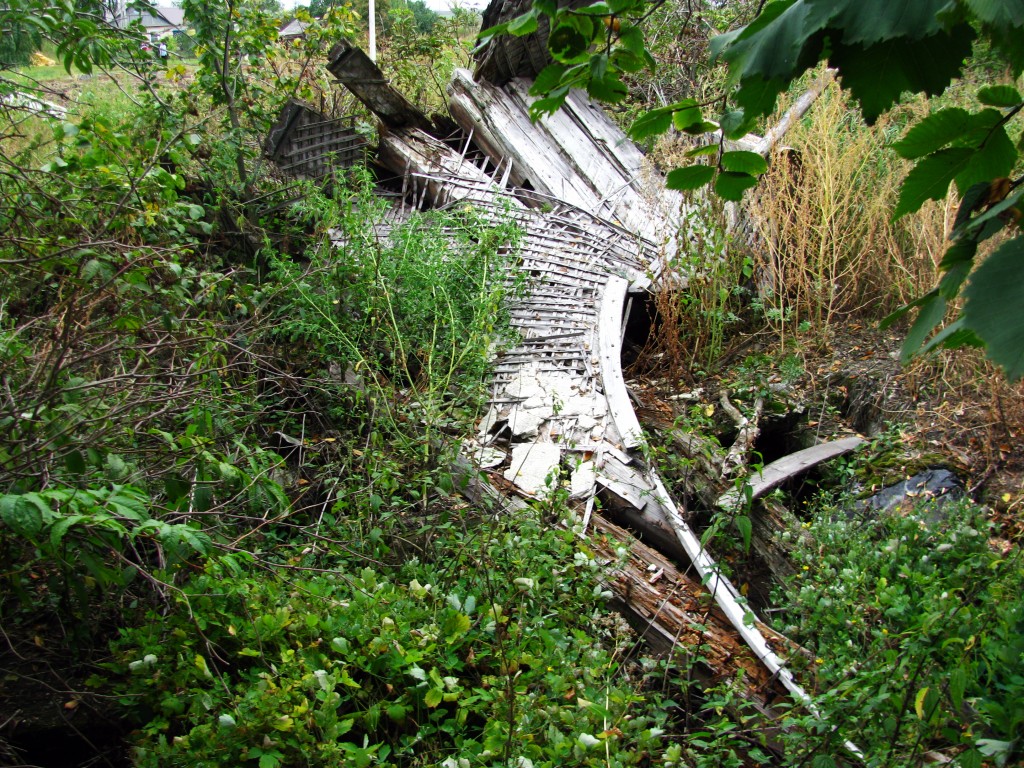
<box><xmin>774</xmin><ymin>499</ymin><xmax>1024</xmax><ymax>766</ymax></box>
<box><xmin>105</xmin><ymin>508</ymin><xmax>667</xmax><ymax>767</ymax></box>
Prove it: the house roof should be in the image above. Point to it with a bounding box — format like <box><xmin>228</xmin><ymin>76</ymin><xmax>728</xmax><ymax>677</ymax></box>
<box><xmin>278</xmin><ymin>19</ymin><xmax>309</xmax><ymax>38</ymax></box>
<box><xmin>131</xmin><ymin>6</ymin><xmax>186</xmax><ymax>28</ymax></box>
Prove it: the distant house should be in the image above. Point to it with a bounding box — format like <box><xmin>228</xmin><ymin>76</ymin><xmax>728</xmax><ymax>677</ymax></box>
<box><xmin>127</xmin><ymin>6</ymin><xmax>186</xmax><ymax>39</ymax></box>
<box><xmin>278</xmin><ymin>19</ymin><xmax>310</xmax><ymax>42</ymax></box>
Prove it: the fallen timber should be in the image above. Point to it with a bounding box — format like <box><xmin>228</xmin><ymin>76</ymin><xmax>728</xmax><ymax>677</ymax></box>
<box><xmin>315</xmin><ymin>32</ymin><xmax>857</xmax><ymax>752</ymax></box>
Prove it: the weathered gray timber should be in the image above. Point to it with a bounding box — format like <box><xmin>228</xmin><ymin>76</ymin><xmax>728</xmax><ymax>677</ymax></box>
<box><xmin>474</xmin><ymin>0</ymin><xmax>592</xmax><ymax>84</ymax></box>
<box><xmin>717</xmin><ymin>435</ymin><xmax>865</xmax><ymax>509</ymax></box>
<box><xmin>326</xmin><ymin>38</ymin><xmax>434</xmax><ymax>132</ymax></box>
<box><xmin>448</xmin><ymin>69</ymin><xmax>686</xmax><ymax>269</ymax></box>
<box><xmin>311</xmin><ymin>35</ymin><xmax>852</xmax><ymax>745</ymax></box>
<box><xmin>265</xmin><ymin>99</ymin><xmax>368</xmax><ymax>180</ymax></box>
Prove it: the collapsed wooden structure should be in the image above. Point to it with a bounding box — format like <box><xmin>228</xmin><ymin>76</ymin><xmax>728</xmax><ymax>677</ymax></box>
<box><xmin>265</xmin><ymin>99</ymin><xmax>369</xmax><ymax>182</ymax></box>
<box><xmin>268</xmin><ymin>12</ymin><xmax>857</xmax><ymax>744</ymax></box>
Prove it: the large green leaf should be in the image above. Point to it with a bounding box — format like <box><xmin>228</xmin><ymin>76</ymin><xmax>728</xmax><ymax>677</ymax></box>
<box><xmin>900</xmin><ymin>290</ymin><xmax>946</xmax><ymax>362</ymax></box>
<box><xmin>628</xmin><ymin>108</ymin><xmax>674</xmax><ymax>141</ymax></box>
<box><xmin>714</xmin><ymin>171</ymin><xmax>760</xmax><ymax>200</ymax></box>
<box><xmin>820</xmin><ymin>0</ymin><xmax>953</xmax><ymax>45</ymax></box>
<box><xmin>963</xmin><ymin>0</ymin><xmax>1024</xmax><ymax>27</ymax></box>
<box><xmin>830</xmin><ymin>31</ymin><xmax>974</xmax><ymax>124</ymax></box>
<box><xmin>953</xmin><ymin>125</ymin><xmax>1016</xmax><ymax>194</ymax></box>
<box><xmin>0</xmin><ymin>494</ymin><xmax>44</xmax><ymax>538</ymax></box>
<box><xmin>713</xmin><ymin>0</ymin><xmax>973</xmax><ymax>121</ymax></box>
<box><xmin>892</xmin><ymin>108</ymin><xmax>973</xmax><ymax>159</ymax></box>
<box><xmin>977</xmin><ymin>85</ymin><xmax>1023</xmax><ymax>107</ymax></box>
<box><xmin>720</xmin><ymin>150</ymin><xmax>768</xmax><ymax>176</ymax></box>
<box><xmin>666</xmin><ymin>165</ymin><xmax>715</xmax><ymax>191</ymax></box>
<box><xmin>962</xmin><ymin>236</ymin><xmax>1024</xmax><ymax>381</ymax></box>
<box><xmin>894</xmin><ymin>147</ymin><xmax>973</xmax><ymax>218</ymax></box>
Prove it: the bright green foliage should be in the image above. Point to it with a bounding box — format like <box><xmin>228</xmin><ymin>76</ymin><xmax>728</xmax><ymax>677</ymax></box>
<box><xmin>775</xmin><ymin>500</ymin><xmax>1024</xmax><ymax>765</ymax></box>
<box><xmin>105</xmin><ymin>510</ymin><xmax>667</xmax><ymax>766</ymax></box>
<box><xmin>504</xmin><ymin>0</ymin><xmax>1024</xmax><ymax>379</ymax></box>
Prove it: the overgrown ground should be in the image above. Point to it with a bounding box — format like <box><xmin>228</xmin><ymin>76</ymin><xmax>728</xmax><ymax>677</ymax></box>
<box><xmin>2</xmin><ymin>3</ymin><xmax>1023</xmax><ymax>767</ymax></box>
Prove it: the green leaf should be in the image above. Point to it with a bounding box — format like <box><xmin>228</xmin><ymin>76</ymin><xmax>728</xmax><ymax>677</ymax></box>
<box><xmin>938</xmin><ymin>260</ymin><xmax>971</xmax><ymax>300</ymax></box>
<box><xmin>949</xmin><ymin>666</ymin><xmax>967</xmax><ymax>711</ymax></box>
<box><xmin>50</xmin><ymin>514</ymin><xmax>85</xmax><ymax>549</ymax></box>
<box><xmin>164</xmin><ymin>475</ymin><xmax>191</xmax><ymax>503</ymax></box>
<box><xmin>894</xmin><ymin>147</ymin><xmax>973</xmax><ymax>219</ymax></box>
<box><xmin>1</xmin><ymin>494</ymin><xmax>44</xmax><ymax>538</ymax></box>
<box><xmin>719</xmin><ymin>109</ymin><xmax>754</xmax><ymax>140</ymax></box>
<box><xmin>192</xmin><ymin>483</ymin><xmax>213</xmax><ymax>512</ymax></box>
<box><xmin>424</xmin><ymin>687</ymin><xmax>443</xmax><ymax>708</ymax></box>
<box><xmin>914</xmin><ymin>686</ymin><xmax>929</xmax><ymax>719</ymax></box>
<box><xmin>507</xmin><ymin>12</ymin><xmax>538</xmax><ymax>36</ymax></box>
<box><xmin>714</xmin><ymin>171</ymin><xmax>759</xmax><ymax>201</ymax></box>
<box><xmin>900</xmin><ymin>290</ymin><xmax>945</xmax><ymax>362</ymax></box>
<box><xmin>919</xmin><ymin>317</ymin><xmax>982</xmax><ymax>354</ymax></box>
<box><xmin>441</xmin><ymin>611</ymin><xmax>472</xmax><ymax>640</ymax></box>
<box><xmin>617</xmin><ymin>25</ymin><xmax>645</xmax><ymax>56</ymax></box>
<box><xmin>734</xmin><ymin>515</ymin><xmax>752</xmax><ymax>553</ymax></box>
<box><xmin>686</xmin><ymin>144</ymin><xmax>720</xmax><ymax>158</ymax></box>
<box><xmin>666</xmin><ymin>165</ymin><xmax>715</xmax><ymax>191</ymax></box>
<box><xmin>671</xmin><ymin>104</ymin><xmax>705</xmax><ymax>132</ymax></box>
<box><xmin>977</xmin><ymin>84</ymin><xmax>1022</xmax><ymax>107</ymax></box>
<box><xmin>962</xmin><ymin>236</ymin><xmax>1024</xmax><ymax>380</ymax></box>
<box><xmin>831</xmin><ymin>29</ymin><xmax>974</xmax><ymax>124</ymax></box>
<box><xmin>475</xmin><ymin>21</ymin><xmax>509</xmax><ymax>49</ymax></box>
<box><xmin>953</xmin><ymin>182</ymin><xmax>993</xmax><ymax>234</ymax></box>
<box><xmin>65</xmin><ymin>450</ymin><xmax>86</xmax><ymax>475</ymax></box>
<box><xmin>195</xmin><ymin>653</ymin><xmax>213</xmax><ymax>679</ymax></box>
<box><xmin>892</xmin><ymin>108</ymin><xmax>973</xmax><ymax>159</ymax></box>
<box><xmin>953</xmin><ymin>126</ymin><xmax>1016</xmax><ymax>195</ymax></box>
<box><xmin>963</xmin><ymin>0</ymin><xmax>1024</xmax><ymax>27</ymax></box>
<box><xmin>586</xmin><ymin>75</ymin><xmax>627</xmax><ymax>103</ymax></box>
<box><xmin>720</xmin><ymin>150</ymin><xmax>767</xmax><ymax>176</ymax></box>
<box><xmin>628</xmin><ymin>108</ymin><xmax>673</xmax><ymax>141</ymax></box>
<box><xmin>530</xmin><ymin>63</ymin><xmax>567</xmax><ymax>96</ymax></box>
<box><xmin>549</xmin><ymin>24</ymin><xmax>589</xmax><ymax>62</ymax></box>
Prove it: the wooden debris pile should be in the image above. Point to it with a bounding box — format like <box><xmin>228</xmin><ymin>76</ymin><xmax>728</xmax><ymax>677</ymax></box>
<box><xmin>265</xmin><ymin>16</ymin><xmax>855</xmax><ymax>744</ymax></box>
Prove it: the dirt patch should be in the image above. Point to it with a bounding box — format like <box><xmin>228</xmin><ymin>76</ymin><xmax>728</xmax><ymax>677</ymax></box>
<box><xmin>631</xmin><ymin>319</ymin><xmax>1024</xmax><ymax>542</ymax></box>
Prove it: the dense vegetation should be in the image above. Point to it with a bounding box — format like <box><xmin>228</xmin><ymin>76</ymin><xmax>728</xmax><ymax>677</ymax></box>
<box><xmin>0</xmin><ymin>1</ymin><xmax>1022</xmax><ymax>767</ymax></box>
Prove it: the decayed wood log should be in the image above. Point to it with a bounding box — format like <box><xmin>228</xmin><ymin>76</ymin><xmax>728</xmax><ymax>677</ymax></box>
<box><xmin>474</xmin><ymin>0</ymin><xmax>591</xmax><ymax>85</ymax></box>
<box><xmin>718</xmin><ymin>436</ymin><xmax>864</xmax><ymax>509</ymax></box>
<box><xmin>327</xmin><ymin>39</ymin><xmax>434</xmax><ymax>132</ymax></box>
<box><xmin>449</xmin><ymin>456</ymin><xmax>790</xmax><ymax>712</ymax></box>
<box><xmin>753</xmin><ymin>70</ymin><xmax>836</xmax><ymax>157</ymax></box>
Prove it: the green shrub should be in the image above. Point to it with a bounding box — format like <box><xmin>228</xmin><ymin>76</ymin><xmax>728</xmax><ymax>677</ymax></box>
<box><xmin>105</xmin><ymin>509</ymin><xmax>667</xmax><ymax>767</ymax></box>
<box><xmin>774</xmin><ymin>499</ymin><xmax>1024</xmax><ymax>767</ymax></box>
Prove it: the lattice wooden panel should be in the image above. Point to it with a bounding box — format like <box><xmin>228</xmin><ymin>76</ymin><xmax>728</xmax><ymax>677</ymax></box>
<box><xmin>265</xmin><ymin>99</ymin><xmax>367</xmax><ymax>180</ymax></box>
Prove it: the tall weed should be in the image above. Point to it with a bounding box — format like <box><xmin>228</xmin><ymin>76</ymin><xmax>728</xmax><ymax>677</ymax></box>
<box><xmin>748</xmin><ymin>85</ymin><xmax>947</xmax><ymax>343</ymax></box>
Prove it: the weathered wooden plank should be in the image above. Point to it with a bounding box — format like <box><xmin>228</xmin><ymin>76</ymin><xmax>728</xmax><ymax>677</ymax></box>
<box><xmin>327</xmin><ymin>39</ymin><xmax>434</xmax><ymax>132</ymax></box>
<box><xmin>598</xmin><ymin>276</ymin><xmax>643</xmax><ymax>450</ymax></box>
<box><xmin>717</xmin><ymin>436</ymin><xmax>864</xmax><ymax>509</ymax></box>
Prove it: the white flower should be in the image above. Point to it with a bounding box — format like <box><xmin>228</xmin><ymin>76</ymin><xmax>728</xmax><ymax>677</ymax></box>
<box><xmin>577</xmin><ymin>733</ymin><xmax>600</xmax><ymax>748</ymax></box>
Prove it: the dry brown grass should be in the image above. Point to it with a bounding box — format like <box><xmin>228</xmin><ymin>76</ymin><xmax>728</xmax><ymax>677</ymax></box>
<box><xmin>747</xmin><ymin>85</ymin><xmax>952</xmax><ymax>343</ymax></box>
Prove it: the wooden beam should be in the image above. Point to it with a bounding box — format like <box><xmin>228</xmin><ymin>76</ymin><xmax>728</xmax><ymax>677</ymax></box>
<box><xmin>327</xmin><ymin>39</ymin><xmax>433</xmax><ymax>132</ymax></box>
<box><xmin>598</xmin><ymin>276</ymin><xmax>643</xmax><ymax>450</ymax></box>
<box><xmin>717</xmin><ymin>436</ymin><xmax>864</xmax><ymax>509</ymax></box>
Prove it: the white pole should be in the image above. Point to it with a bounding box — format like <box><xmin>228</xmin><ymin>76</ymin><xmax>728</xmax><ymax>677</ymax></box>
<box><xmin>368</xmin><ymin>0</ymin><xmax>376</xmax><ymax>61</ymax></box>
